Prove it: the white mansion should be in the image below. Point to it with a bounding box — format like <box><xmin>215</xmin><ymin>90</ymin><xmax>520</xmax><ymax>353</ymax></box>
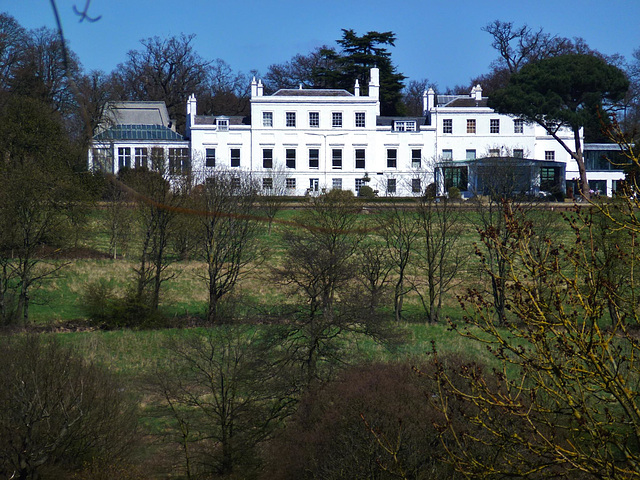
<box><xmin>90</xmin><ymin>68</ymin><xmax>625</xmax><ymax>197</ymax></box>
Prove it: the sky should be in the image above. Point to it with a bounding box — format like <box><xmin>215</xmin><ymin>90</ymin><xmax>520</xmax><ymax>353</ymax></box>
<box><xmin>3</xmin><ymin>0</ymin><xmax>640</xmax><ymax>90</ymax></box>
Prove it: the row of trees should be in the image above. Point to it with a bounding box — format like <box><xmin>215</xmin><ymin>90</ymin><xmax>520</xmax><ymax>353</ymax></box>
<box><xmin>7</xmin><ymin>11</ymin><xmax>640</xmax><ymax>138</ymax></box>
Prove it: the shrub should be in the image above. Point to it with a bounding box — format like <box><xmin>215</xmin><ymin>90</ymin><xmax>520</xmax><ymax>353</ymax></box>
<box><xmin>424</xmin><ymin>182</ymin><xmax>437</xmax><ymax>199</ymax></box>
<box><xmin>0</xmin><ymin>335</ymin><xmax>140</xmax><ymax>479</ymax></box>
<box><xmin>358</xmin><ymin>185</ymin><xmax>376</xmax><ymax>198</ymax></box>
<box><xmin>447</xmin><ymin>186</ymin><xmax>461</xmax><ymax>200</ymax></box>
<box><xmin>82</xmin><ymin>279</ymin><xmax>164</xmax><ymax>329</ymax></box>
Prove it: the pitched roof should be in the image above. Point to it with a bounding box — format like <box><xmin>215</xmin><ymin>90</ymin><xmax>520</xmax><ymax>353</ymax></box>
<box><xmin>193</xmin><ymin>115</ymin><xmax>250</xmax><ymax>126</ymax></box>
<box><xmin>93</xmin><ymin>124</ymin><xmax>184</xmax><ymax>141</ymax></box>
<box><xmin>103</xmin><ymin>101</ymin><xmax>172</xmax><ymax>127</ymax></box>
<box><xmin>272</xmin><ymin>89</ymin><xmax>353</xmax><ymax>97</ymax></box>
<box><xmin>441</xmin><ymin>97</ymin><xmax>489</xmax><ymax>108</ymax></box>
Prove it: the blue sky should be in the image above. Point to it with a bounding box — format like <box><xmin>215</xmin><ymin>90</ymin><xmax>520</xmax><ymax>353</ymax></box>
<box><xmin>4</xmin><ymin>0</ymin><xmax>640</xmax><ymax>90</ymax></box>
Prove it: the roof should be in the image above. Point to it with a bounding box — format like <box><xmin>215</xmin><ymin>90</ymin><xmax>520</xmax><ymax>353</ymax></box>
<box><xmin>441</xmin><ymin>97</ymin><xmax>489</xmax><ymax>108</ymax></box>
<box><xmin>584</xmin><ymin>143</ymin><xmax>624</xmax><ymax>151</ymax></box>
<box><xmin>438</xmin><ymin>157</ymin><xmax>565</xmax><ymax>167</ymax></box>
<box><xmin>193</xmin><ymin>116</ymin><xmax>250</xmax><ymax>126</ymax></box>
<box><xmin>272</xmin><ymin>89</ymin><xmax>353</xmax><ymax>97</ymax></box>
<box><xmin>103</xmin><ymin>101</ymin><xmax>172</xmax><ymax>127</ymax></box>
<box><xmin>93</xmin><ymin>124</ymin><xmax>185</xmax><ymax>141</ymax></box>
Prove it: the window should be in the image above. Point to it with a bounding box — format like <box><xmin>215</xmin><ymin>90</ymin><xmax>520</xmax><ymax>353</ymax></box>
<box><xmin>395</xmin><ymin>120</ymin><xmax>416</xmax><ymax>132</ymax></box>
<box><xmin>309</xmin><ymin>111</ymin><xmax>319</xmax><ymax>128</ymax></box>
<box><xmin>545</xmin><ymin>151</ymin><xmax>555</xmax><ymax>161</ymax></box>
<box><xmin>513</xmin><ymin>149</ymin><xmax>524</xmax><ymax>158</ymax></box>
<box><xmin>217</xmin><ymin>118</ymin><xmax>228</xmax><ymax>131</ymax></box>
<box><xmin>355</xmin><ymin>112</ymin><xmax>365</xmax><ymax>128</ymax></box>
<box><xmin>540</xmin><ymin>167</ymin><xmax>559</xmax><ymax>191</ymax></box>
<box><xmin>355</xmin><ymin>149</ymin><xmax>365</xmax><ymax>169</ymax></box>
<box><xmin>333</xmin><ymin>178</ymin><xmax>342</xmax><ymax>190</ymax></box>
<box><xmin>412</xmin><ymin>178</ymin><xmax>421</xmax><ymax>194</ymax></box>
<box><xmin>309</xmin><ymin>178</ymin><xmax>319</xmax><ymax>192</ymax></box>
<box><xmin>118</xmin><ymin>147</ymin><xmax>131</xmax><ymax>169</ymax></box>
<box><xmin>443</xmin><ymin>166</ymin><xmax>468</xmax><ymax>191</ymax></box>
<box><xmin>205</xmin><ymin>148</ymin><xmax>216</xmax><ymax>167</ymax></box>
<box><xmin>134</xmin><ymin>147</ymin><xmax>147</xmax><ymax>168</ymax></box>
<box><xmin>355</xmin><ymin>178</ymin><xmax>365</xmax><ymax>194</ymax></box>
<box><xmin>489</xmin><ymin>149</ymin><xmax>500</xmax><ymax>157</ymax></box>
<box><xmin>309</xmin><ymin>148</ymin><xmax>319</xmax><ymax>169</ymax></box>
<box><xmin>286</xmin><ymin>149</ymin><xmax>296</xmax><ymax>169</ymax></box>
<box><xmin>387</xmin><ymin>149</ymin><xmax>397</xmax><ymax>168</ymax></box>
<box><xmin>150</xmin><ymin>147</ymin><xmax>164</xmax><ymax>171</ymax></box>
<box><xmin>230</xmin><ymin>148</ymin><xmax>240</xmax><ymax>167</ymax></box>
<box><xmin>92</xmin><ymin>148</ymin><xmax>112</xmax><ymax>172</ymax></box>
<box><xmin>169</xmin><ymin>148</ymin><xmax>190</xmax><ymax>175</ymax></box>
<box><xmin>263</xmin><ymin>112</ymin><xmax>273</xmax><ymax>127</ymax></box>
<box><xmin>467</xmin><ymin>119</ymin><xmax>476</xmax><ymax>134</ymax></box>
<box><xmin>514</xmin><ymin>119</ymin><xmax>524</xmax><ymax>134</ymax></box>
<box><xmin>412</xmin><ymin>149</ymin><xmax>421</xmax><ymax>168</ymax></box>
<box><xmin>262</xmin><ymin>177</ymin><xmax>273</xmax><ymax>190</ymax></box>
<box><xmin>490</xmin><ymin>119</ymin><xmax>500</xmax><ymax>134</ymax></box>
<box><xmin>387</xmin><ymin>178</ymin><xmax>396</xmax><ymax>194</ymax></box>
<box><xmin>466</xmin><ymin>149</ymin><xmax>476</xmax><ymax>160</ymax></box>
<box><xmin>443</xmin><ymin>119</ymin><xmax>453</xmax><ymax>134</ymax></box>
<box><xmin>332</xmin><ymin>149</ymin><xmax>342</xmax><ymax>169</ymax></box>
<box><xmin>286</xmin><ymin>112</ymin><xmax>296</xmax><ymax>127</ymax></box>
<box><xmin>442</xmin><ymin>149</ymin><xmax>453</xmax><ymax>160</ymax></box>
<box><xmin>332</xmin><ymin>112</ymin><xmax>343</xmax><ymax>128</ymax></box>
<box><xmin>286</xmin><ymin>178</ymin><xmax>296</xmax><ymax>189</ymax></box>
<box><xmin>262</xmin><ymin>149</ymin><xmax>273</xmax><ymax>168</ymax></box>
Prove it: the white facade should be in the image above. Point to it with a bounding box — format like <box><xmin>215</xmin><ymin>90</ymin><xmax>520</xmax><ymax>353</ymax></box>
<box><xmin>182</xmin><ymin>69</ymin><xmax>623</xmax><ymax>197</ymax></box>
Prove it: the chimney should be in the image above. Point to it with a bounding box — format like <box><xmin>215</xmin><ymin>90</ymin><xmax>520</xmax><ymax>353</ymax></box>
<box><xmin>368</xmin><ymin>67</ymin><xmax>380</xmax><ymax>115</ymax></box>
<box><xmin>251</xmin><ymin>77</ymin><xmax>258</xmax><ymax>97</ymax></box>
<box><xmin>186</xmin><ymin>94</ymin><xmax>197</xmax><ymax>134</ymax></box>
<box><xmin>424</xmin><ymin>87</ymin><xmax>435</xmax><ymax>114</ymax></box>
<box><xmin>354</xmin><ymin>79</ymin><xmax>360</xmax><ymax>97</ymax></box>
<box><xmin>474</xmin><ymin>84</ymin><xmax>482</xmax><ymax>101</ymax></box>
<box><xmin>257</xmin><ymin>79</ymin><xmax>264</xmax><ymax>96</ymax></box>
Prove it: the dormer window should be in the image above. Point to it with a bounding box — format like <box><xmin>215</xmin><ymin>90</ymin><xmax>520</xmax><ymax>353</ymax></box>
<box><xmin>216</xmin><ymin>117</ymin><xmax>229</xmax><ymax>131</ymax></box>
<box><xmin>394</xmin><ymin>120</ymin><xmax>416</xmax><ymax>132</ymax></box>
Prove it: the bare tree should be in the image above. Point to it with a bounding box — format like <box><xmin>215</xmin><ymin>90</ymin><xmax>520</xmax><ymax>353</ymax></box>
<box><xmin>12</xmin><ymin>26</ymin><xmax>80</xmax><ymax>115</ymax></box>
<box><xmin>257</xmin><ymin>164</ymin><xmax>289</xmax><ymax>234</ymax></box>
<box><xmin>71</xmin><ymin>69</ymin><xmax>116</xmax><ymax>146</ymax></box>
<box><xmin>0</xmin><ymin>13</ymin><xmax>28</xmax><ymax>96</ymax></box>
<box><xmin>104</xmin><ymin>178</ymin><xmax>133</xmax><ymax>260</ymax></box>
<box><xmin>483</xmin><ymin>20</ymin><xmax>574</xmax><ymax>75</ymax></box>
<box><xmin>402</xmin><ymin>78</ymin><xmax>434</xmax><ymax>116</ymax></box>
<box><xmin>113</xmin><ymin>34</ymin><xmax>211</xmax><ymax>133</ymax></box>
<box><xmin>412</xmin><ymin>197</ymin><xmax>467</xmax><ymax>323</ymax></box>
<box><xmin>195</xmin><ymin>169</ymin><xmax>263</xmax><ymax>322</ymax></box>
<box><xmin>274</xmin><ymin>191</ymin><xmax>395</xmax><ymax>384</ymax></box>
<box><xmin>150</xmin><ymin>326</ymin><xmax>295</xmax><ymax>479</ymax></box>
<box><xmin>198</xmin><ymin>58</ymin><xmax>254</xmax><ymax>116</ymax></box>
<box><xmin>469</xmin><ymin>159</ymin><xmax>527</xmax><ymax>325</ymax></box>
<box><xmin>377</xmin><ymin>205</ymin><xmax>421</xmax><ymax>322</ymax></box>
<box><xmin>473</xmin><ymin>20</ymin><xmax>613</xmax><ymax>96</ymax></box>
<box><xmin>624</xmin><ymin>47</ymin><xmax>640</xmax><ymax>135</ymax></box>
<box><xmin>119</xmin><ymin>168</ymin><xmax>184</xmax><ymax>311</ymax></box>
<box><xmin>354</xmin><ymin>239</ymin><xmax>394</xmax><ymax>318</ymax></box>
